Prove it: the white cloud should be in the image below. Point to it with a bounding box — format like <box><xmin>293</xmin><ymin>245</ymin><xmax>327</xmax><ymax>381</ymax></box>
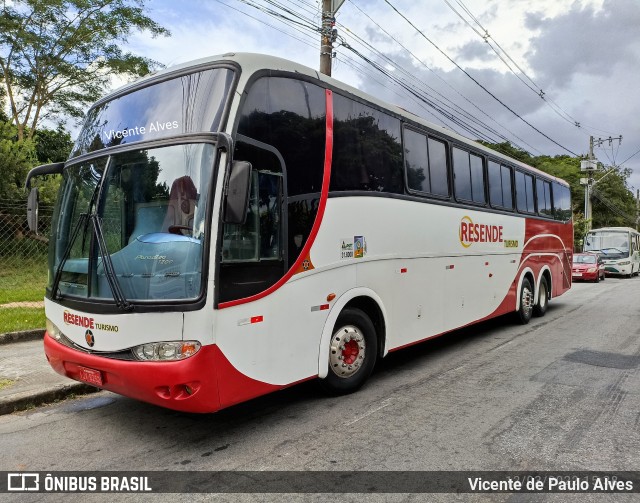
<box><xmin>121</xmin><ymin>0</ymin><xmax>640</xmax><ymax>190</ymax></box>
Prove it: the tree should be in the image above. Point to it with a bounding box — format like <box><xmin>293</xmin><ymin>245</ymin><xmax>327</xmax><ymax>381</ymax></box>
<box><xmin>0</xmin><ymin>0</ymin><xmax>169</xmax><ymax>140</ymax></box>
<box><xmin>34</xmin><ymin>124</ymin><xmax>73</xmax><ymax>164</ymax></box>
<box><xmin>590</xmin><ymin>166</ymin><xmax>637</xmax><ymax>228</ymax></box>
<box><xmin>0</xmin><ymin>119</ymin><xmax>37</xmax><ymax>200</ymax></box>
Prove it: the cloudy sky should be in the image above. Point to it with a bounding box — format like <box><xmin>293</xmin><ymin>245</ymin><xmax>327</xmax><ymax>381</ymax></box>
<box><xmin>128</xmin><ymin>0</ymin><xmax>640</xmax><ymax>190</ymax></box>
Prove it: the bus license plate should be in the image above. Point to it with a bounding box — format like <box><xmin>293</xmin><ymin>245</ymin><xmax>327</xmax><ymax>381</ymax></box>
<box><xmin>78</xmin><ymin>366</ymin><xmax>103</xmax><ymax>386</ymax></box>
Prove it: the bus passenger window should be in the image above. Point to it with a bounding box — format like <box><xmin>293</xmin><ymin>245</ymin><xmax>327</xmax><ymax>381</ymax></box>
<box><xmin>405</xmin><ymin>129</ymin><xmax>429</xmax><ymax>193</ymax></box>
<box><xmin>537</xmin><ymin>179</ymin><xmax>552</xmax><ymax>217</ymax></box>
<box><xmin>428</xmin><ymin>138</ymin><xmax>449</xmax><ymax>196</ymax></box>
<box><xmin>453</xmin><ymin>148</ymin><xmax>485</xmax><ymax>204</ymax></box>
<box><xmin>453</xmin><ymin>147</ymin><xmax>472</xmax><ymax>201</ymax></box>
<box><xmin>516</xmin><ymin>171</ymin><xmax>535</xmax><ymax>213</ymax></box>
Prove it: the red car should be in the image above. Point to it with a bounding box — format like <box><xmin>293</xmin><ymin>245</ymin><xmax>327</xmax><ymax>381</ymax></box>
<box><xmin>572</xmin><ymin>253</ymin><xmax>605</xmax><ymax>282</ymax></box>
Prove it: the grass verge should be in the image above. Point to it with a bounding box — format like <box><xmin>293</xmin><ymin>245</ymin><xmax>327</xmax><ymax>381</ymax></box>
<box><xmin>0</xmin><ymin>307</ymin><xmax>45</xmax><ymax>334</ymax></box>
<box><xmin>0</xmin><ymin>257</ymin><xmax>48</xmax><ymax>304</ymax></box>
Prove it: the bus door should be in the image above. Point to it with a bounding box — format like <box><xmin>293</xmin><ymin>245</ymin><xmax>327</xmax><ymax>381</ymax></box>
<box><xmin>219</xmin><ymin>140</ymin><xmax>285</xmax><ymax>303</ymax></box>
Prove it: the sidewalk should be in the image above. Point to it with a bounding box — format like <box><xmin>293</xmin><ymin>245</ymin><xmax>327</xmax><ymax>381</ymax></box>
<box><xmin>0</xmin><ymin>330</ymin><xmax>98</xmax><ymax>415</ymax></box>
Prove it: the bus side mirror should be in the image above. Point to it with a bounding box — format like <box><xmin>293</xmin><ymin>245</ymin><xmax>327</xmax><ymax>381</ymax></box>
<box><xmin>223</xmin><ymin>160</ymin><xmax>252</xmax><ymax>225</ymax></box>
<box><xmin>24</xmin><ymin>161</ymin><xmax>64</xmax><ymax>234</ymax></box>
<box><xmin>27</xmin><ymin>187</ymin><xmax>39</xmax><ymax>234</ymax></box>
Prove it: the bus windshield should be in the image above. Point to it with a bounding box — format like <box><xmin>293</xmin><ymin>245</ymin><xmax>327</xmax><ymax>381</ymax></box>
<box><xmin>71</xmin><ymin>67</ymin><xmax>235</xmax><ymax>158</ymax></box>
<box><xmin>584</xmin><ymin>231</ymin><xmax>630</xmax><ymax>259</ymax></box>
<box><xmin>49</xmin><ymin>143</ymin><xmax>215</xmax><ymax>303</ymax></box>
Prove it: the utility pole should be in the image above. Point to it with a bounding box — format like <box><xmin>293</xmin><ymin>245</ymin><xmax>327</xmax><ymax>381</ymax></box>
<box><xmin>637</xmin><ymin>189</ymin><xmax>639</xmax><ymax>231</ymax></box>
<box><xmin>320</xmin><ymin>0</ymin><xmax>345</xmax><ymax>76</ymax></box>
<box><xmin>580</xmin><ymin>135</ymin><xmax>622</xmax><ymax>231</ymax></box>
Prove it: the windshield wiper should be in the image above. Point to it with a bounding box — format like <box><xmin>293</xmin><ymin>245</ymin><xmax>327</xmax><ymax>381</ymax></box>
<box><xmin>51</xmin><ymin>213</ymin><xmax>88</xmax><ymax>300</ymax></box>
<box><xmin>51</xmin><ymin>213</ymin><xmax>132</xmax><ymax>311</ymax></box>
<box><xmin>90</xmin><ymin>214</ymin><xmax>132</xmax><ymax>311</ymax></box>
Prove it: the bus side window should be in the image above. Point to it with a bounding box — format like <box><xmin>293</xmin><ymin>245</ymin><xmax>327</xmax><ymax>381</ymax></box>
<box><xmin>453</xmin><ymin>147</ymin><xmax>485</xmax><ymax>204</ymax></box>
<box><xmin>219</xmin><ymin>142</ymin><xmax>285</xmax><ymax>303</ymax></box>
<box><xmin>404</xmin><ymin>129</ymin><xmax>449</xmax><ymax>198</ymax></box>
<box><xmin>489</xmin><ymin>161</ymin><xmax>514</xmax><ymax>210</ymax></box>
<box><xmin>537</xmin><ymin>179</ymin><xmax>552</xmax><ymax>217</ymax></box>
<box><xmin>516</xmin><ymin>171</ymin><xmax>535</xmax><ymax>214</ymax></box>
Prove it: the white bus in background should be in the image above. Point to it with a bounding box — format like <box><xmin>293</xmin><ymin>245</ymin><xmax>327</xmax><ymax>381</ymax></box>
<box><xmin>26</xmin><ymin>53</ymin><xmax>573</xmax><ymax>413</ymax></box>
<box><xmin>584</xmin><ymin>227</ymin><xmax>640</xmax><ymax>277</ymax></box>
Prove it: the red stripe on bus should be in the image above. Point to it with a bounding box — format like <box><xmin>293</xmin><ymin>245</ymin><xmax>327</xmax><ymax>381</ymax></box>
<box><xmin>219</xmin><ymin>89</ymin><xmax>334</xmax><ymax>309</ymax></box>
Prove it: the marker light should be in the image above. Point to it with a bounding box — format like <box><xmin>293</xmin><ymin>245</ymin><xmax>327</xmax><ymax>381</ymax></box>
<box><xmin>133</xmin><ymin>341</ymin><xmax>201</xmax><ymax>361</ymax></box>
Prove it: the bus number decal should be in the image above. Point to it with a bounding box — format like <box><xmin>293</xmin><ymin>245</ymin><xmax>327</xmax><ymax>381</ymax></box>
<box><xmin>341</xmin><ymin>236</ymin><xmax>367</xmax><ymax>259</ymax></box>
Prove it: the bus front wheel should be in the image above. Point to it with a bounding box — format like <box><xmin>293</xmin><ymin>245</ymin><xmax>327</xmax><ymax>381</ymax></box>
<box><xmin>517</xmin><ymin>277</ymin><xmax>534</xmax><ymax>324</ymax></box>
<box><xmin>319</xmin><ymin>308</ymin><xmax>377</xmax><ymax>395</ymax></box>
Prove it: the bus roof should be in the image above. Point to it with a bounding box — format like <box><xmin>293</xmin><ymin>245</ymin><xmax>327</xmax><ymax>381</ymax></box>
<box><xmin>99</xmin><ymin>52</ymin><xmax>570</xmax><ymax>187</ymax></box>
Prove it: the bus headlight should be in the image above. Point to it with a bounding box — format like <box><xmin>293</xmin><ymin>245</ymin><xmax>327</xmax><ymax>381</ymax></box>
<box><xmin>132</xmin><ymin>341</ymin><xmax>201</xmax><ymax>361</ymax></box>
<box><xmin>46</xmin><ymin>318</ymin><xmax>63</xmax><ymax>341</ymax></box>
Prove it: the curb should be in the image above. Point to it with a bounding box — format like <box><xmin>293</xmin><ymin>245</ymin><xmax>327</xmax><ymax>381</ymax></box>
<box><xmin>0</xmin><ymin>329</ymin><xmax>45</xmax><ymax>345</ymax></box>
<box><xmin>0</xmin><ymin>382</ymin><xmax>100</xmax><ymax>416</ymax></box>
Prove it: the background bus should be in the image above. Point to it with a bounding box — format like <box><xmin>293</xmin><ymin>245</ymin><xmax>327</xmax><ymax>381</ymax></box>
<box><xmin>583</xmin><ymin>227</ymin><xmax>640</xmax><ymax>277</ymax></box>
<box><xmin>26</xmin><ymin>53</ymin><xmax>573</xmax><ymax>413</ymax></box>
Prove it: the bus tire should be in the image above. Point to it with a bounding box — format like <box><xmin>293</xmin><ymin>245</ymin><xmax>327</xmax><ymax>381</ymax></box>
<box><xmin>533</xmin><ymin>276</ymin><xmax>549</xmax><ymax>317</ymax></box>
<box><xmin>319</xmin><ymin>308</ymin><xmax>377</xmax><ymax>395</ymax></box>
<box><xmin>517</xmin><ymin>277</ymin><xmax>534</xmax><ymax>325</ymax></box>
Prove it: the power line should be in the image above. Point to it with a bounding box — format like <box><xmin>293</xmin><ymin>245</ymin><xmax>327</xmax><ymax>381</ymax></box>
<box><xmin>619</xmin><ymin>146</ymin><xmax>640</xmax><ymax>167</ymax></box>
<box><xmin>382</xmin><ymin>0</ymin><xmax>579</xmax><ymax>155</ymax></box>
<box><xmin>215</xmin><ymin>0</ymin><xmax>319</xmax><ymax>49</ymax></box>
<box><xmin>344</xmin><ymin>0</ymin><xmax>540</xmax><ymax>153</ymax></box>
<box><xmin>444</xmin><ymin>0</ymin><xmax>620</xmax><ymax>138</ymax></box>
<box><xmin>220</xmin><ymin>1</ymin><xmax>582</xmax><ymax>159</ymax></box>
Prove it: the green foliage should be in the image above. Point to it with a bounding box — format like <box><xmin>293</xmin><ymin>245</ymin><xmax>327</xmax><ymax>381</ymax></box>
<box><xmin>0</xmin><ymin>257</ymin><xmax>48</xmax><ymax>303</ymax></box>
<box><xmin>479</xmin><ymin>141</ymin><xmax>534</xmax><ymax>165</ymax></box>
<box><xmin>0</xmin><ymin>119</ymin><xmax>71</xmax><ymax>202</ymax></box>
<box><xmin>572</xmin><ymin>213</ymin><xmax>591</xmax><ymax>251</ymax></box>
<box><xmin>35</xmin><ymin>124</ymin><xmax>73</xmax><ymax>164</ymax></box>
<box><xmin>590</xmin><ymin>166</ymin><xmax>637</xmax><ymax>228</ymax></box>
<box><xmin>0</xmin><ymin>0</ymin><xmax>170</xmax><ymax>139</ymax></box>
<box><xmin>31</xmin><ymin>125</ymin><xmax>74</xmax><ymax>204</ymax></box>
<box><xmin>0</xmin><ymin>307</ymin><xmax>46</xmax><ymax>333</ymax></box>
<box><xmin>0</xmin><ymin>120</ymin><xmax>37</xmax><ymax>199</ymax></box>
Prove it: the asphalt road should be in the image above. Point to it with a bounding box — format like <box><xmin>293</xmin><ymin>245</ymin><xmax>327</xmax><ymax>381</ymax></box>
<box><xmin>1</xmin><ymin>276</ymin><xmax>639</xmax><ymax>502</ymax></box>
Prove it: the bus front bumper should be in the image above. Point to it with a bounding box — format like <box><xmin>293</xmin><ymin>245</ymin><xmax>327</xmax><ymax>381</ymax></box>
<box><xmin>44</xmin><ymin>333</ymin><xmax>286</xmax><ymax>413</ymax></box>
<box><xmin>604</xmin><ymin>263</ymin><xmax>632</xmax><ymax>276</ymax></box>
<box><xmin>44</xmin><ymin>333</ymin><xmax>221</xmax><ymax>413</ymax></box>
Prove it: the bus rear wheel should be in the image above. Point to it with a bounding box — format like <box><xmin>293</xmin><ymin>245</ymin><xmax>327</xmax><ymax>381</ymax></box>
<box><xmin>533</xmin><ymin>276</ymin><xmax>549</xmax><ymax>317</ymax></box>
<box><xmin>517</xmin><ymin>277</ymin><xmax>534</xmax><ymax>324</ymax></box>
<box><xmin>319</xmin><ymin>308</ymin><xmax>377</xmax><ymax>395</ymax></box>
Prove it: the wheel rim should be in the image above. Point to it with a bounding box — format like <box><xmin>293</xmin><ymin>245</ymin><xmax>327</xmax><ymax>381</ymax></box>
<box><xmin>522</xmin><ymin>285</ymin><xmax>534</xmax><ymax>316</ymax></box>
<box><xmin>329</xmin><ymin>325</ymin><xmax>365</xmax><ymax>378</ymax></box>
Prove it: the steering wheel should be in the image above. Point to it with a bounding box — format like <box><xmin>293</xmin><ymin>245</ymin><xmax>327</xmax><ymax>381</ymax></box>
<box><xmin>168</xmin><ymin>225</ymin><xmax>192</xmax><ymax>236</ymax></box>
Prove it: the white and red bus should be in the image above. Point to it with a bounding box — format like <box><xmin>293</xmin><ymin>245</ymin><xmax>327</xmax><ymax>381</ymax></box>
<box><xmin>583</xmin><ymin>227</ymin><xmax>640</xmax><ymax>277</ymax></box>
<box><xmin>26</xmin><ymin>53</ymin><xmax>573</xmax><ymax>413</ymax></box>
